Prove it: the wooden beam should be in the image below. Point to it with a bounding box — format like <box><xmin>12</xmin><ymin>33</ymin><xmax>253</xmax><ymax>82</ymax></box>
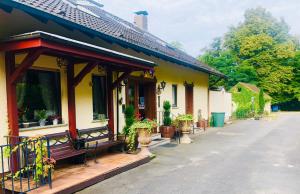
<box><xmin>5</xmin><ymin>52</ymin><xmax>19</xmax><ymax>141</ymax></box>
<box><xmin>5</xmin><ymin>52</ymin><xmax>19</xmax><ymax>172</ymax></box>
<box><xmin>67</xmin><ymin>62</ymin><xmax>77</xmax><ymax>139</ymax></box>
<box><xmin>107</xmin><ymin>70</ymin><xmax>114</xmax><ymax>139</ymax></box>
<box><xmin>10</xmin><ymin>49</ymin><xmax>44</xmax><ymax>84</ymax></box>
<box><xmin>112</xmin><ymin>71</ymin><xmax>132</xmax><ymax>89</ymax></box>
<box><xmin>73</xmin><ymin>62</ymin><xmax>98</xmax><ymax>87</ymax></box>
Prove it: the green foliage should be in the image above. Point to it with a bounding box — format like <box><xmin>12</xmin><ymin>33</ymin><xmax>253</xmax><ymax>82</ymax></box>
<box><xmin>231</xmin><ymin>83</ymin><xmax>269</xmax><ymax>118</ymax></box>
<box><xmin>127</xmin><ymin>119</ymin><xmax>157</xmax><ymax>151</ymax></box>
<box><xmin>123</xmin><ymin>105</ymin><xmax>135</xmax><ymax>136</ymax></box>
<box><xmin>3</xmin><ymin>136</ymin><xmax>55</xmax><ymax>183</ymax></box>
<box><xmin>176</xmin><ymin>114</ymin><xmax>194</xmax><ymax>122</ymax></box>
<box><xmin>35</xmin><ymin>110</ymin><xmax>48</xmax><ymax>121</ymax></box>
<box><xmin>234</xmin><ymin>105</ymin><xmax>252</xmax><ymax>119</ymax></box>
<box><xmin>163</xmin><ymin>101</ymin><xmax>172</xmax><ymax>126</ymax></box>
<box><xmin>199</xmin><ymin>7</ymin><xmax>300</xmax><ymax>105</ymax></box>
<box><xmin>258</xmin><ymin>89</ymin><xmax>266</xmax><ymax>114</ymax></box>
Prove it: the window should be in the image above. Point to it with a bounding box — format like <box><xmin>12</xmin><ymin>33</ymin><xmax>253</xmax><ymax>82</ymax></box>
<box><xmin>92</xmin><ymin>75</ymin><xmax>107</xmax><ymax>120</ymax></box>
<box><xmin>172</xmin><ymin>84</ymin><xmax>177</xmax><ymax>107</ymax></box>
<box><xmin>17</xmin><ymin>69</ymin><xmax>61</xmax><ymax>128</ymax></box>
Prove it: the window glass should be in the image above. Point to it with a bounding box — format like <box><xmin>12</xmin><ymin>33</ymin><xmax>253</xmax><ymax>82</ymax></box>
<box><xmin>92</xmin><ymin>75</ymin><xmax>107</xmax><ymax>120</ymax></box>
<box><xmin>172</xmin><ymin>84</ymin><xmax>177</xmax><ymax>107</ymax></box>
<box><xmin>17</xmin><ymin>69</ymin><xmax>61</xmax><ymax>128</ymax></box>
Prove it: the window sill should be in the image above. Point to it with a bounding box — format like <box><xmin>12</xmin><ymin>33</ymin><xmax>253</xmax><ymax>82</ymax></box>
<box><xmin>92</xmin><ymin>119</ymin><xmax>109</xmax><ymax>123</ymax></box>
<box><xmin>172</xmin><ymin>106</ymin><xmax>179</xmax><ymax>109</ymax></box>
<box><xmin>20</xmin><ymin>124</ymin><xmax>68</xmax><ymax>132</ymax></box>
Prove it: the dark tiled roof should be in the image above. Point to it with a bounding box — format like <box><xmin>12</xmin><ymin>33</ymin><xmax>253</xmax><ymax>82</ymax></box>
<box><xmin>1</xmin><ymin>0</ymin><xmax>225</xmax><ymax>77</ymax></box>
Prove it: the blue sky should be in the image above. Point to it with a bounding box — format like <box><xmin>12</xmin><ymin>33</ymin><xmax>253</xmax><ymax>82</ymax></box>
<box><xmin>100</xmin><ymin>0</ymin><xmax>300</xmax><ymax>57</ymax></box>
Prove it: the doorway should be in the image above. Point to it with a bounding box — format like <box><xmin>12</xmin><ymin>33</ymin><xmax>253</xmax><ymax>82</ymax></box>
<box><xmin>126</xmin><ymin>78</ymin><xmax>157</xmax><ymax>120</ymax></box>
<box><xmin>185</xmin><ymin>84</ymin><xmax>194</xmax><ymax>115</ymax></box>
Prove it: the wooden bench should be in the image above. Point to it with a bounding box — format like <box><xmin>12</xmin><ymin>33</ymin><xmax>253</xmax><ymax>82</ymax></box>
<box><xmin>77</xmin><ymin>126</ymin><xmax>124</xmax><ymax>161</ymax></box>
<box><xmin>45</xmin><ymin>131</ymin><xmax>86</xmax><ymax>163</ymax></box>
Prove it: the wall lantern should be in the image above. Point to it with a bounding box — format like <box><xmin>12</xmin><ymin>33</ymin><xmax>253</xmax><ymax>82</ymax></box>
<box><xmin>156</xmin><ymin>81</ymin><xmax>166</xmax><ymax>95</ymax></box>
<box><xmin>56</xmin><ymin>57</ymin><xmax>68</xmax><ymax>69</ymax></box>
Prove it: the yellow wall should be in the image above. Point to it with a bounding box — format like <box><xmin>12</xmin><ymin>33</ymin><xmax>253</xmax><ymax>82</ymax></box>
<box><xmin>0</xmin><ymin>52</ymin><xmax>8</xmax><ymax>145</ymax></box>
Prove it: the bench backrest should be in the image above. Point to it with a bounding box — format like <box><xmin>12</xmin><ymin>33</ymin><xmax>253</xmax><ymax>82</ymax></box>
<box><xmin>77</xmin><ymin>126</ymin><xmax>113</xmax><ymax>142</ymax></box>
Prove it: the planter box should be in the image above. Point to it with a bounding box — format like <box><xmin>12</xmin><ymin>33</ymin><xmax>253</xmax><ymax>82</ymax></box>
<box><xmin>159</xmin><ymin>126</ymin><xmax>175</xmax><ymax>138</ymax></box>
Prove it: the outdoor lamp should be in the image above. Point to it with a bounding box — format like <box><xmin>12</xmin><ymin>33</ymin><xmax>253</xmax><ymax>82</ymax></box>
<box><xmin>160</xmin><ymin>81</ymin><xmax>166</xmax><ymax>90</ymax></box>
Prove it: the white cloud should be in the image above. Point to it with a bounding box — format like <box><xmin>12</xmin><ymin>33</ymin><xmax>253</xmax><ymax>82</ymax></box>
<box><xmin>100</xmin><ymin>0</ymin><xmax>300</xmax><ymax>57</ymax></box>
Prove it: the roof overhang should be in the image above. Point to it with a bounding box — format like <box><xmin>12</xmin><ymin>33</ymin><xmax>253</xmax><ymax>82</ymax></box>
<box><xmin>0</xmin><ymin>0</ymin><xmax>225</xmax><ymax>78</ymax></box>
<box><xmin>0</xmin><ymin>31</ymin><xmax>156</xmax><ymax>71</ymax></box>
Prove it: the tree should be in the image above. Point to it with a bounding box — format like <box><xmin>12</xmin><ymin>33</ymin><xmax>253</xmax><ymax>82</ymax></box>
<box><xmin>163</xmin><ymin>101</ymin><xmax>171</xmax><ymax>126</ymax></box>
<box><xmin>199</xmin><ymin>7</ymin><xmax>300</xmax><ymax>105</ymax></box>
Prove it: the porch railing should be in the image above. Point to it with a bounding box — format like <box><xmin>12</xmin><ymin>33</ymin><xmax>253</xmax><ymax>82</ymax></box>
<box><xmin>0</xmin><ymin>136</ymin><xmax>52</xmax><ymax>193</ymax></box>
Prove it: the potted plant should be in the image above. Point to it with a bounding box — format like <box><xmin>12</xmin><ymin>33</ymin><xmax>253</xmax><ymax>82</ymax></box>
<box><xmin>49</xmin><ymin>115</ymin><xmax>61</xmax><ymax>125</ymax></box>
<box><xmin>159</xmin><ymin>101</ymin><xmax>175</xmax><ymax>138</ymax></box>
<box><xmin>35</xmin><ymin>110</ymin><xmax>48</xmax><ymax>127</ymax></box>
<box><xmin>128</xmin><ymin>118</ymin><xmax>157</xmax><ymax>156</ymax></box>
<box><xmin>123</xmin><ymin>105</ymin><xmax>135</xmax><ymax>149</ymax></box>
<box><xmin>176</xmin><ymin>114</ymin><xmax>193</xmax><ymax>144</ymax></box>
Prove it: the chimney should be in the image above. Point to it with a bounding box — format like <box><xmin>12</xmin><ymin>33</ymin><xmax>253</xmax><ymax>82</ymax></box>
<box><xmin>134</xmin><ymin>11</ymin><xmax>148</xmax><ymax>31</ymax></box>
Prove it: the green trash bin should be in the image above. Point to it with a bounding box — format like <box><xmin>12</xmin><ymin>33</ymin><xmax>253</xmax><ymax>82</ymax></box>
<box><xmin>211</xmin><ymin>112</ymin><xmax>225</xmax><ymax>127</ymax></box>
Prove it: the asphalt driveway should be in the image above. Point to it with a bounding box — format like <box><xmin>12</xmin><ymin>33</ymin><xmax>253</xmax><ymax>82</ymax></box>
<box><xmin>77</xmin><ymin>112</ymin><xmax>300</xmax><ymax>194</ymax></box>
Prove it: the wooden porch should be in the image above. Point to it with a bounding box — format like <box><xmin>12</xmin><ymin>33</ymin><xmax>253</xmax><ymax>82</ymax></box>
<box><xmin>4</xmin><ymin>153</ymin><xmax>150</xmax><ymax>194</ymax></box>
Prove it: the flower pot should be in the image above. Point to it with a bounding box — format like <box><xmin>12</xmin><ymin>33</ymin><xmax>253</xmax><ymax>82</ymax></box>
<box><xmin>23</xmin><ymin>122</ymin><xmax>30</xmax><ymax>128</ymax></box>
<box><xmin>179</xmin><ymin>120</ymin><xmax>192</xmax><ymax>144</ymax></box>
<box><xmin>159</xmin><ymin>126</ymin><xmax>175</xmax><ymax>138</ymax></box>
<box><xmin>53</xmin><ymin>119</ymin><xmax>59</xmax><ymax>125</ymax></box>
<box><xmin>137</xmin><ymin>128</ymin><xmax>152</xmax><ymax>156</ymax></box>
<box><xmin>39</xmin><ymin>119</ymin><xmax>46</xmax><ymax>127</ymax></box>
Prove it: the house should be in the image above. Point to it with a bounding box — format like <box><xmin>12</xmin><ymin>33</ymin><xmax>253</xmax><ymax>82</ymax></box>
<box><xmin>0</xmin><ymin>0</ymin><xmax>225</xmax><ymax>144</ymax></box>
<box><xmin>230</xmin><ymin>82</ymin><xmax>272</xmax><ymax>115</ymax></box>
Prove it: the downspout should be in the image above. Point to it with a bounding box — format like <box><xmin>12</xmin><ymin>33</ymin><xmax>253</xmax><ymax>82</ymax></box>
<box><xmin>116</xmin><ymin>72</ymin><xmax>119</xmax><ymax>135</ymax></box>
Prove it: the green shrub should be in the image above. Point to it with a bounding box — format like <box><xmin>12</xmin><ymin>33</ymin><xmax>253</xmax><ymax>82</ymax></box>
<box><xmin>163</xmin><ymin>101</ymin><xmax>172</xmax><ymax>126</ymax></box>
<box><xmin>234</xmin><ymin>105</ymin><xmax>252</xmax><ymax>119</ymax></box>
<box><xmin>258</xmin><ymin>89</ymin><xmax>265</xmax><ymax>114</ymax></box>
<box><xmin>123</xmin><ymin>105</ymin><xmax>135</xmax><ymax>135</ymax></box>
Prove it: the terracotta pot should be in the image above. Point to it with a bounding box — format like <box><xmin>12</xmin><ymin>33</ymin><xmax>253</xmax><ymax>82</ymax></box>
<box><xmin>179</xmin><ymin>120</ymin><xmax>192</xmax><ymax>144</ymax></box>
<box><xmin>137</xmin><ymin>128</ymin><xmax>152</xmax><ymax>156</ymax></box>
<box><xmin>159</xmin><ymin>126</ymin><xmax>175</xmax><ymax>138</ymax></box>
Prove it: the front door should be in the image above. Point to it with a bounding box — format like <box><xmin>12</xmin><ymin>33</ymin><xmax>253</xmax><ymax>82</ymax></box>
<box><xmin>126</xmin><ymin>78</ymin><xmax>156</xmax><ymax>120</ymax></box>
<box><xmin>185</xmin><ymin>84</ymin><xmax>194</xmax><ymax>115</ymax></box>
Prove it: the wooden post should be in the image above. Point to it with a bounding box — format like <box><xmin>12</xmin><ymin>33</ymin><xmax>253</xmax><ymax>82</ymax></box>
<box><xmin>5</xmin><ymin>52</ymin><xmax>19</xmax><ymax>173</ymax></box>
<box><xmin>107</xmin><ymin>70</ymin><xmax>114</xmax><ymax>139</ymax></box>
<box><xmin>67</xmin><ymin>62</ymin><xmax>77</xmax><ymax>139</ymax></box>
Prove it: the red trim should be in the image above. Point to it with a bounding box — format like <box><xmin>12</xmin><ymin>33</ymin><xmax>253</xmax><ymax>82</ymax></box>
<box><xmin>10</xmin><ymin>49</ymin><xmax>44</xmax><ymax>84</ymax></box>
<box><xmin>0</xmin><ymin>38</ymin><xmax>153</xmax><ymax>71</ymax></box>
<box><xmin>73</xmin><ymin>62</ymin><xmax>98</xmax><ymax>87</ymax></box>
<box><xmin>0</xmin><ymin>39</ymin><xmax>42</xmax><ymax>52</ymax></box>
<box><xmin>41</xmin><ymin>40</ymin><xmax>152</xmax><ymax>70</ymax></box>
<box><xmin>67</xmin><ymin>62</ymin><xmax>77</xmax><ymax>139</ymax></box>
<box><xmin>107</xmin><ymin>70</ymin><xmax>114</xmax><ymax>138</ymax></box>
<box><xmin>5</xmin><ymin>52</ymin><xmax>19</xmax><ymax>140</ymax></box>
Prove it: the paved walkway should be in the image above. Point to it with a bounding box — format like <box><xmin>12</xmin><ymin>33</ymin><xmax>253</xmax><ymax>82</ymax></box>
<box><xmin>77</xmin><ymin>112</ymin><xmax>300</xmax><ymax>194</ymax></box>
